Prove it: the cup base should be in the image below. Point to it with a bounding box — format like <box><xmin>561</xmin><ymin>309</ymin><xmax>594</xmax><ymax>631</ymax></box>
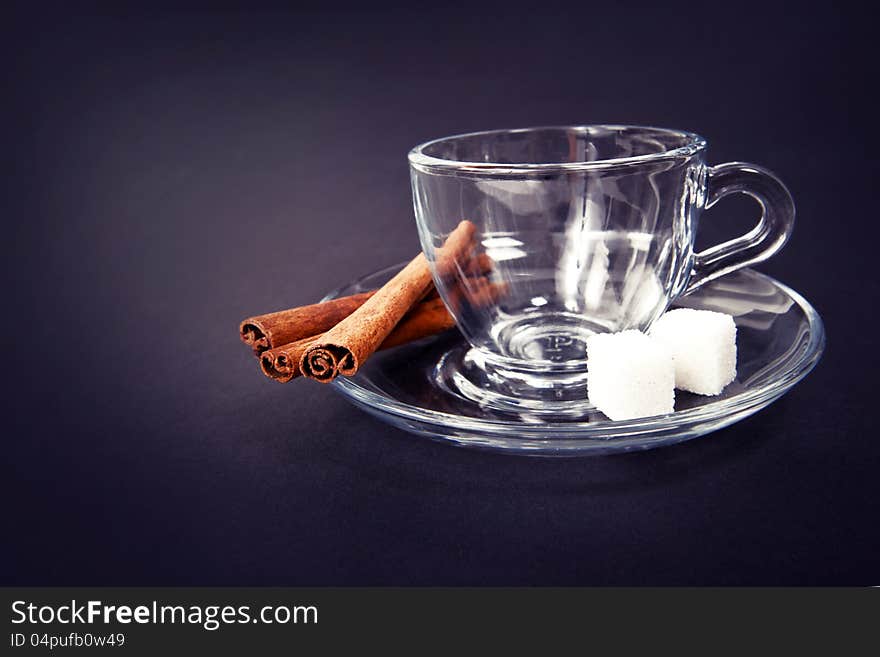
<box><xmin>433</xmin><ymin>311</ymin><xmax>602</xmax><ymax>417</ymax></box>
<box><xmin>434</xmin><ymin>343</ymin><xmax>595</xmax><ymax>419</ymax></box>
<box><xmin>489</xmin><ymin>310</ymin><xmax>610</xmax><ymax>362</ymax></box>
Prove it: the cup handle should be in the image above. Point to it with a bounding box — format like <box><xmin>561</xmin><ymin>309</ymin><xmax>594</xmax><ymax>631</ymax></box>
<box><xmin>685</xmin><ymin>162</ymin><xmax>795</xmax><ymax>294</ymax></box>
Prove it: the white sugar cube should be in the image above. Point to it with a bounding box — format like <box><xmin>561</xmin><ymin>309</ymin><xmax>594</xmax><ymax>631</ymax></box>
<box><xmin>586</xmin><ymin>330</ymin><xmax>675</xmax><ymax>421</ymax></box>
<box><xmin>650</xmin><ymin>308</ymin><xmax>737</xmax><ymax>396</ymax></box>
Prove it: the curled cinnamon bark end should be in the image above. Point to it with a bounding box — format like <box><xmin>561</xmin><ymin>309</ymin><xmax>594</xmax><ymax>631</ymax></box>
<box><xmin>300</xmin><ymin>344</ymin><xmax>357</xmax><ymax>383</ymax></box>
<box><xmin>260</xmin><ymin>350</ymin><xmax>296</xmax><ymax>383</ymax></box>
<box><xmin>258</xmin><ymin>335</ymin><xmax>320</xmax><ymax>383</ymax></box>
<box><xmin>299</xmin><ymin>259</ymin><xmax>433</xmax><ymax>382</ymax></box>
<box><xmin>240</xmin><ymin>321</ymin><xmax>270</xmax><ymax>355</ymax></box>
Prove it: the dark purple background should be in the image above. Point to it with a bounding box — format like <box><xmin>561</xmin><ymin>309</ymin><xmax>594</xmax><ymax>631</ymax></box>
<box><xmin>5</xmin><ymin>2</ymin><xmax>876</xmax><ymax>584</ymax></box>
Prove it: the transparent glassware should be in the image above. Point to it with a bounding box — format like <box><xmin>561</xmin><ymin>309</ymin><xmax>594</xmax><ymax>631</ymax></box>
<box><xmin>326</xmin><ymin>264</ymin><xmax>824</xmax><ymax>455</ymax></box>
<box><xmin>409</xmin><ymin>126</ymin><xmax>795</xmax><ymax>413</ymax></box>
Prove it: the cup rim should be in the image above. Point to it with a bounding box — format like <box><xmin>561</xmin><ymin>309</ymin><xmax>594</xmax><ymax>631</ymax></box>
<box><xmin>408</xmin><ymin>124</ymin><xmax>707</xmax><ymax>175</ymax></box>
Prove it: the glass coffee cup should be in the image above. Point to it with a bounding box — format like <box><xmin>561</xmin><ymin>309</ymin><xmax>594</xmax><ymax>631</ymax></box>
<box><xmin>409</xmin><ymin>125</ymin><xmax>794</xmax><ymax>412</ymax></box>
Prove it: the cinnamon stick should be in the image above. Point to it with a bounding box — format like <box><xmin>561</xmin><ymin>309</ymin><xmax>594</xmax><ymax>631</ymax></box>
<box><xmin>463</xmin><ymin>252</ymin><xmax>494</xmax><ymax>278</ymax></box>
<box><xmin>378</xmin><ymin>297</ymin><xmax>456</xmax><ymax>349</ymax></box>
<box><xmin>300</xmin><ymin>220</ymin><xmax>476</xmax><ymax>383</ymax></box>
<box><xmin>445</xmin><ymin>276</ymin><xmax>509</xmax><ymax>313</ymax></box>
<box><xmin>240</xmin><ymin>240</ymin><xmax>490</xmax><ymax>355</ymax></box>
<box><xmin>240</xmin><ymin>291</ymin><xmax>374</xmax><ymax>355</ymax></box>
<box><xmin>260</xmin><ymin>297</ymin><xmax>456</xmax><ymax>383</ymax></box>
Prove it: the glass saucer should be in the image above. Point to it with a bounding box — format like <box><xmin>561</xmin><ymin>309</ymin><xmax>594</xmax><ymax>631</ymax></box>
<box><xmin>322</xmin><ymin>265</ymin><xmax>825</xmax><ymax>456</ymax></box>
